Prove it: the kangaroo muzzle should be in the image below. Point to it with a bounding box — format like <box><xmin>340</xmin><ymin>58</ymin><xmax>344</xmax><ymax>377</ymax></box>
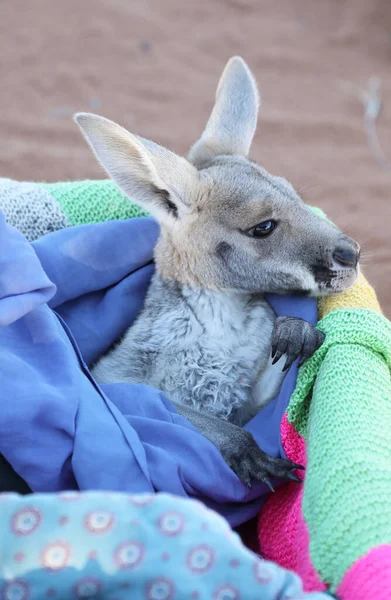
<box><xmin>332</xmin><ymin>240</ymin><xmax>360</xmax><ymax>268</ymax></box>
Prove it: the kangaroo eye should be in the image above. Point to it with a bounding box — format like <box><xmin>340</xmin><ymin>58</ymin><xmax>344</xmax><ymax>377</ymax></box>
<box><xmin>247</xmin><ymin>220</ymin><xmax>277</xmax><ymax>238</ymax></box>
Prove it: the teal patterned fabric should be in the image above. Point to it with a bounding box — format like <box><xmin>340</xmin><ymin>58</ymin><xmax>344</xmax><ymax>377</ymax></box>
<box><xmin>0</xmin><ymin>491</ymin><xmax>327</xmax><ymax>600</ymax></box>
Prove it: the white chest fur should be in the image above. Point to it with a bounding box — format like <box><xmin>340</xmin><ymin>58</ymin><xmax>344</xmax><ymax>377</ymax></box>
<box><xmin>92</xmin><ymin>278</ymin><xmax>286</xmax><ymax>426</ymax></box>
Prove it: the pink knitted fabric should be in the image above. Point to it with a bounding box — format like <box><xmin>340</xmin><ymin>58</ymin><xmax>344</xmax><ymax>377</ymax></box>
<box><xmin>280</xmin><ymin>413</ymin><xmax>307</xmax><ymax>473</ymax></box>
<box><xmin>337</xmin><ymin>545</ymin><xmax>391</xmax><ymax>600</ymax></box>
<box><xmin>258</xmin><ymin>414</ymin><xmax>326</xmax><ymax>593</ymax></box>
<box><xmin>258</xmin><ymin>477</ymin><xmax>300</xmax><ymax>572</ymax></box>
<box><xmin>258</xmin><ymin>413</ymin><xmax>391</xmax><ymax>598</ymax></box>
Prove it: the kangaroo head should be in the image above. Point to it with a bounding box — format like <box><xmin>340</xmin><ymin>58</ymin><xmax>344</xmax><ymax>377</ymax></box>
<box><xmin>75</xmin><ymin>57</ymin><xmax>360</xmax><ymax>297</ymax></box>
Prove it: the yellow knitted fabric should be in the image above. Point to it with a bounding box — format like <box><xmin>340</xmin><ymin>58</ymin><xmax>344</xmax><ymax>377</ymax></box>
<box><xmin>318</xmin><ymin>271</ymin><xmax>381</xmax><ymax>317</ymax></box>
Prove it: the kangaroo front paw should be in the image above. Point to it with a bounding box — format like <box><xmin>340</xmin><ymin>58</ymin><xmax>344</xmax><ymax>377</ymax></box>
<box><xmin>271</xmin><ymin>316</ymin><xmax>325</xmax><ymax>372</ymax></box>
<box><xmin>222</xmin><ymin>430</ymin><xmax>304</xmax><ymax>490</ymax></box>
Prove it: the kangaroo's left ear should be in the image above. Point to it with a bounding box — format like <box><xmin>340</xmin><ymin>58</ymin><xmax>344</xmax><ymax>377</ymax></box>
<box><xmin>188</xmin><ymin>56</ymin><xmax>260</xmax><ymax>168</ymax></box>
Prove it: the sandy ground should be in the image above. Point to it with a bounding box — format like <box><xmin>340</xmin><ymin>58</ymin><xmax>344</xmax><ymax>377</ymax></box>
<box><xmin>0</xmin><ymin>0</ymin><xmax>390</xmax><ymax>314</ymax></box>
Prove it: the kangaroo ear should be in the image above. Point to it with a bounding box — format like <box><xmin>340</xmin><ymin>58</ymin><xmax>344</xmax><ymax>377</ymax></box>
<box><xmin>74</xmin><ymin>113</ymin><xmax>201</xmax><ymax>224</ymax></box>
<box><xmin>188</xmin><ymin>57</ymin><xmax>260</xmax><ymax>168</ymax></box>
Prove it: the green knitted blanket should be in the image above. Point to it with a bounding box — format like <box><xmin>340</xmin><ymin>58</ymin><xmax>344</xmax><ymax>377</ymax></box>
<box><xmin>0</xmin><ymin>179</ymin><xmax>147</xmax><ymax>241</ymax></box>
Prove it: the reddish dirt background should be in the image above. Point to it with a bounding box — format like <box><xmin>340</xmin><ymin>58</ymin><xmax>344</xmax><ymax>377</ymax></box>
<box><xmin>0</xmin><ymin>0</ymin><xmax>390</xmax><ymax>314</ymax></box>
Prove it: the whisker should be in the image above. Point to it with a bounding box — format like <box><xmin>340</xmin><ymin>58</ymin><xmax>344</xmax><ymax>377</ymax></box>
<box><xmin>296</xmin><ymin>182</ymin><xmax>322</xmax><ymax>197</ymax></box>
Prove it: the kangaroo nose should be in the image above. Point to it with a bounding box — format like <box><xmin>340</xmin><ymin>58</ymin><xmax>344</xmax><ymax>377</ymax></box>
<box><xmin>333</xmin><ymin>245</ymin><xmax>360</xmax><ymax>268</ymax></box>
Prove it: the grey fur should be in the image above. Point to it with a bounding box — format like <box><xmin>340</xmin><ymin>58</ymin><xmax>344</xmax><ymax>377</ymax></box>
<box><xmin>92</xmin><ymin>276</ymin><xmax>278</xmax><ymax>425</ymax></box>
<box><xmin>74</xmin><ymin>57</ymin><xmax>360</xmax><ymax>487</ymax></box>
<box><xmin>170</xmin><ymin>402</ymin><xmax>303</xmax><ymax>488</ymax></box>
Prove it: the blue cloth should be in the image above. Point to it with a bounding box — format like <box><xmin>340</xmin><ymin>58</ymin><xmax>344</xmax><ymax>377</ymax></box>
<box><xmin>0</xmin><ymin>213</ymin><xmax>318</xmax><ymax>527</ymax></box>
<box><xmin>0</xmin><ymin>491</ymin><xmax>328</xmax><ymax>600</ymax></box>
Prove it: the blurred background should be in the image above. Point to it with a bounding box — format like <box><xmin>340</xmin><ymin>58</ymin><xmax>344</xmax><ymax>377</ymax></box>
<box><xmin>0</xmin><ymin>0</ymin><xmax>390</xmax><ymax>314</ymax></box>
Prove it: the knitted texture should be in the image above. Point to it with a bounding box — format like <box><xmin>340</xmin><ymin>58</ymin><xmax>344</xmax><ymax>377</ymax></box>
<box><xmin>318</xmin><ymin>271</ymin><xmax>381</xmax><ymax>316</ymax></box>
<box><xmin>303</xmin><ymin>312</ymin><xmax>391</xmax><ymax>587</ymax></box>
<box><xmin>0</xmin><ymin>179</ymin><xmax>148</xmax><ymax>241</ymax></box>
<box><xmin>259</xmin><ymin>416</ymin><xmax>326</xmax><ymax>593</ymax></box>
<box><xmin>42</xmin><ymin>180</ymin><xmax>148</xmax><ymax>226</ymax></box>
<box><xmin>337</xmin><ymin>545</ymin><xmax>391</xmax><ymax>600</ymax></box>
<box><xmin>259</xmin><ymin>271</ymin><xmax>391</xmax><ymax>597</ymax></box>
<box><xmin>287</xmin><ymin>307</ymin><xmax>391</xmax><ymax>436</ymax></box>
<box><xmin>0</xmin><ymin>178</ymin><xmax>70</xmax><ymax>242</ymax></box>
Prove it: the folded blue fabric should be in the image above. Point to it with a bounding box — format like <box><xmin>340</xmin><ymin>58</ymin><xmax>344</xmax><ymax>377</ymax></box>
<box><xmin>0</xmin><ymin>212</ymin><xmax>317</xmax><ymax>526</ymax></box>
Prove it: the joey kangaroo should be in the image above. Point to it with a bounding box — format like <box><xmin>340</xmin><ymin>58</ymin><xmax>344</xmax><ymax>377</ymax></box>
<box><xmin>74</xmin><ymin>57</ymin><xmax>360</xmax><ymax>488</ymax></box>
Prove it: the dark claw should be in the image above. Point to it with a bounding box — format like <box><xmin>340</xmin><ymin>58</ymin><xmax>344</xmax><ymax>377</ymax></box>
<box><xmin>263</xmin><ymin>477</ymin><xmax>275</xmax><ymax>492</ymax></box>
<box><xmin>286</xmin><ymin>472</ymin><xmax>303</xmax><ymax>483</ymax></box>
<box><xmin>272</xmin><ymin>317</ymin><xmax>325</xmax><ymax>373</ymax></box>
<box><xmin>283</xmin><ymin>356</ymin><xmax>295</xmax><ymax>372</ymax></box>
<box><xmin>272</xmin><ymin>351</ymin><xmax>283</xmax><ymax>365</ymax></box>
<box><xmin>292</xmin><ymin>463</ymin><xmax>305</xmax><ymax>471</ymax></box>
